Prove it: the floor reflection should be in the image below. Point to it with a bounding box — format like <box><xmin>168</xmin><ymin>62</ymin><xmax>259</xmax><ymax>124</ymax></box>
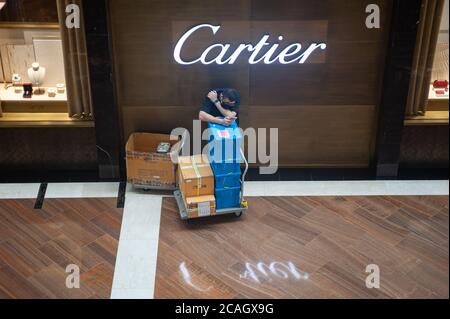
<box><xmin>179</xmin><ymin>260</ymin><xmax>309</xmax><ymax>291</ymax></box>
<box><xmin>240</xmin><ymin>261</ymin><xmax>309</xmax><ymax>283</ymax></box>
<box><xmin>157</xmin><ymin>196</ymin><xmax>449</xmax><ymax>299</ymax></box>
<box><xmin>179</xmin><ymin>262</ymin><xmax>212</xmax><ymax>292</ymax></box>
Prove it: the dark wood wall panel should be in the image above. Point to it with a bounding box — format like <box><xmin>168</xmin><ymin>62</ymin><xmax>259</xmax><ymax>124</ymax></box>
<box><xmin>250</xmin><ymin>0</ymin><xmax>328</xmax><ymax>20</ymax></box>
<box><xmin>0</xmin><ymin>0</ymin><xmax>58</xmax><ymax>23</ymax></box>
<box><xmin>110</xmin><ymin>0</ymin><xmax>392</xmax><ymax>167</ymax></box>
<box><xmin>122</xmin><ymin>104</ymin><xmax>376</xmax><ymax>167</ymax></box>
<box><xmin>249</xmin><ymin>62</ymin><xmax>382</xmax><ymax>105</ymax></box>
<box><xmin>0</xmin><ymin>128</ymin><xmax>97</xmax><ymax>171</ymax></box>
<box><xmin>400</xmin><ymin>125</ymin><xmax>449</xmax><ymax>168</ymax></box>
<box><xmin>245</xmin><ymin>105</ymin><xmax>376</xmax><ymax>166</ymax></box>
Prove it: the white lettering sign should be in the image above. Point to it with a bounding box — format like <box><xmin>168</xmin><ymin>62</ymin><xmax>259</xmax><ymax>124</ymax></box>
<box><xmin>174</xmin><ymin>24</ymin><xmax>326</xmax><ymax>65</ymax></box>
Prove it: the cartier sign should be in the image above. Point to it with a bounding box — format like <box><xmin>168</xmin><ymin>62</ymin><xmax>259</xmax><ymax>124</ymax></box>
<box><xmin>174</xmin><ymin>23</ymin><xmax>327</xmax><ymax>65</ymax></box>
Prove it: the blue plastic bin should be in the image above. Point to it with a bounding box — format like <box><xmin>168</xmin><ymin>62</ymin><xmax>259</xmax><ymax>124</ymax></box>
<box><xmin>215</xmin><ymin>186</ymin><xmax>241</xmax><ymax>210</ymax></box>
<box><xmin>208</xmin><ymin>121</ymin><xmax>243</xmax><ymax>209</ymax></box>
<box><xmin>207</xmin><ymin>121</ymin><xmax>242</xmax><ymax>164</ymax></box>
<box><xmin>214</xmin><ymin>163</ymin><xmax>241</xmax><ymax>189</ymax></box>
<box><xmin>210</xmin><ymin>161</ymin><xmax>241</xmax><ymax>176</ymax></box>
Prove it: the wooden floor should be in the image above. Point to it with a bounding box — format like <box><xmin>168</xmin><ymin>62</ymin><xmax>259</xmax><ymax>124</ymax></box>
<box><xmin>0</xmin><ymin>198</ymin><xmax>123</xmax><ymax>299</ymax></box>
<box><xmin>155</xmin><ymin>195</ymin><xmax>449</xmax><ymax>299</ymax></box>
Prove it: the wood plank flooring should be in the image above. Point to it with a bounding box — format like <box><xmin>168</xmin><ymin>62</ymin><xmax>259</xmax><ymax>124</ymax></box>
<box><xmin>0</xmin><ymin>198</ymin><xmax>123</xmax><ymax>299</ymax></box>
<box><xmin>155</xmin><ymin>196</ymin><xmax>449</xmax><ymax>299</ymax></box>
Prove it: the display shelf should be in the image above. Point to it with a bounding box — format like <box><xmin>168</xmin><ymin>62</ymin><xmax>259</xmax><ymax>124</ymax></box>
<box><xmin>405</xmin><ymin>111</ymin><xmax>449</xmax><ymax>126</ymax></box>
<box><xmin>0</xmin><ymin>112</ymin><xmax>94</xmax><ymax>127</ymax></box>
<box><xmin>0</xmin><ymin>85</ymin><xmax>67</xmax><ymax>102</ymax></box>
<box><xmin>0</xmin><ymin>22</ymin><xmax>59</xmax><ymax>30</ymax></box>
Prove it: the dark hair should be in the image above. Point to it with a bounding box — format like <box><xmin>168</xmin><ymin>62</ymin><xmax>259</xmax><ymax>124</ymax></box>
<box><xmin>222</xmin><ymin>88</ymin><xmax>240</xmax><ymax>102</ymax></box>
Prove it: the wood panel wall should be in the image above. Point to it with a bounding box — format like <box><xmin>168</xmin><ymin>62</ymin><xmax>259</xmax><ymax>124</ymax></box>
<box><xmin>110</xmin><ymin>0</ymin><xmax>392</xmax><ymax>167</ymax></box>
<box><xmin>400</xmin><ymin>125</ymin><xmax>449</xmax><ymax>168</ymax></box>
<box><xmin>0</xmin><ymin>127</ymin><xmax>98</xmax><ymax>171</ymax></box>
<box><xmin>0</xmin><ymin>0</ymin><xmax>58</xmax><ymax>23</ymax></box>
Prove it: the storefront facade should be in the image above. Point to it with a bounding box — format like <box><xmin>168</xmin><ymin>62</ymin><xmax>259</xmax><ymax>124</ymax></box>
<box><xmin>109</xmin><ymin>0</ymin><xmax>391</xmax><ymax>169</ymax></box>
<box><xmin>0</xmin><ymin>0</ymin><xmax>448</xmax><ymax>181</ymax></box>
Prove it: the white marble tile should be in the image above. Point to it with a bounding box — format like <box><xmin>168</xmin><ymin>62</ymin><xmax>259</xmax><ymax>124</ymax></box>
<box><xmin>119</xmin><ymin>196</ymin><xmax>162</xmax><ymax>241</ymax></box>
<box><xmin>45</xmin><ymin>182</ymin><xmax>119</xmax><ymax>198</ymax></box>
<box><xmin>120</xmin><ymin>185</ymin><xmax>163</xmax><ymax>240</ymax></box>
<box><xmin>111</xmin><ymin>183</ymin><xmax>163</xmax><ymax>298</ymax></box>
<box><xmin>110</xmin><ymin>288</ymin><xmax>153</xmax><ymax>299</ymax></box>
<box><xmin>384</xmin><ymin>180</ymin><xmax>449</xmax><ymax>196</ymax></box>
<box><xmin>243</xmin><ymin>182</ymin><xmax>268</xmax><ymax>196</ymax></box>
<box><xmin>111</xmin><ymin>239</ymin><xmax>159</xmax><ymax>291</ymax></box>
<box><xmin>0</xmin><ymin>183</ymin><xmax>40</xmax><ymax>199</ymax></box>
<box><xmin>243</xmin><ymin>180</ymin><xmax>448</xmax><ymax>197</ymax></box>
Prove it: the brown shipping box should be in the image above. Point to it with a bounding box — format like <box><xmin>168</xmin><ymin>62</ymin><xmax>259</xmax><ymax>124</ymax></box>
<box><xmin>178</xmin><ymin>154</ymin><xmax>214</xmax><ymax>197</ymax></box>
<box><xmin>184</xmin><ymin>194</ymin><xmax>216</xmax><ymax>219</ymax></box>
<box><xmin>126</xmin><ymin>133</ymin><xmax>179</xmax><ymax>188</ymax></box>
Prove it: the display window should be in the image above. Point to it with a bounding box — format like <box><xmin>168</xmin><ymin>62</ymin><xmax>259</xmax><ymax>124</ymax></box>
<box><xmin>0</xmin><ymin>0</ymin><xmax>93</xmax><ymax>126</ymax></box>
<box><xmin>406</xmin><ymin>0</ymin><xmax>449</xmax><ymax>124</ymax></box>
<box><xmin>429</xmin><ymin>0</ymin><xmax>449</xmax><ymax>103</ymax></box>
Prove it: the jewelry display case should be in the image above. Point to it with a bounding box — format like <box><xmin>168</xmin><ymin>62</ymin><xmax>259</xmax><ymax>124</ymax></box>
<box><xmin>428</xmin><ymin>0</ymin><xmax>449</xmax><ymax>106</ymax></box>
<box><xmin>0</xmin><ymin>25</ymin><xmax>70</xmax><ymax>124</ymax></box>
<box><xmin>0</xmin><ymin>0</ymin><xmax>92</xmax><ymax>127</ymax></box>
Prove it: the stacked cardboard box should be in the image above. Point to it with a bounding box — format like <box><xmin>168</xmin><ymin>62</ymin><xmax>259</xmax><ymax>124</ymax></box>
<box><xmin>178</xmin><ymin>154</ymin><xmax>215</xmax><ymax>218</ymax></box>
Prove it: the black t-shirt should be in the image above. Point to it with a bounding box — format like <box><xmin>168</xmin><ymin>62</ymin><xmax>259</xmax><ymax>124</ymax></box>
<box><xmin>201</xmin><ymin>88</ymin><xmax>240</xmax><ymax>118</ymax></box>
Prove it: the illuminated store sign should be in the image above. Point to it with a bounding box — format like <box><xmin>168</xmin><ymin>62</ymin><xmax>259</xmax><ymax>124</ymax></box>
<box><xmin>174</xmin><ymin>23</ymin><xmax>327</xmax><ymax>65</ymax></box>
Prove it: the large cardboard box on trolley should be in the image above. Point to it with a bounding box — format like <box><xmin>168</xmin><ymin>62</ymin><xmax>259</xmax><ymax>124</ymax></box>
<box><xmin>126</xmin><ymin>133</ymin><xmax>179</xmax><ymax>189</ymax></box>
<box><xmin>177</xmin><ymin>154</ymin><xmax>214</xmax><ymax>197</ymax></box>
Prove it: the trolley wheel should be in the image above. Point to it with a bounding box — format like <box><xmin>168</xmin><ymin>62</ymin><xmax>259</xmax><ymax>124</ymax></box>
<box><xmin>234</xmin><ymin>211</ymin><xmax>243</xmax><ymax>218</ymax></box>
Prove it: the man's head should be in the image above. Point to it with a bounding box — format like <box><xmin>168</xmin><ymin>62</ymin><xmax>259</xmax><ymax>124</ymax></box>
<box><xmin>220</xmin><ymin>88</ymin><xmax>240</xmax><ymax>106</ymax></box>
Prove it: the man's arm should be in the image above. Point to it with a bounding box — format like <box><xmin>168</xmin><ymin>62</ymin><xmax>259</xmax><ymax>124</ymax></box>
<box><xmin>214</xmin><ymin>101</ymin><xmax>237</xmax><ymax>118</ymax></box>
<box><xmin>207</xmin><ymin>90</ymin><xmax>236</xmax><ymax>118</ymax></box>
<box><xmin>199</xmin><ymin>111</ymin><xmax>233</xmax><ymax>126</ymax></box>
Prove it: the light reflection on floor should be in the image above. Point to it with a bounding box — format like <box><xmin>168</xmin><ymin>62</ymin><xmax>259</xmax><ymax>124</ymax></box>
<box><xmin>240</xmin><ymin>261</ymin><xmax>309</xmax><ymax>283</ymax></box>
<box><xmin>179</xmin><ymin>261</ymin><xmax>309</xmax><ymax>291</ymax></box>
<box><xmin>179</xmin><ymin>262</ymin><xmax>213</xmax><ymax>292</ymax></box>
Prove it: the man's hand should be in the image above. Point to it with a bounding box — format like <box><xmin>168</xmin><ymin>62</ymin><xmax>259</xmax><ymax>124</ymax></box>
<box><xmin>199</xmin><ymin>111</ymin><xmax>233</xmax><ymax>126</ymax></box>
<box><xmin>219</xmin><ymin>117</ymin><xmax>234</xmax><ymax>126</ymax></box>
<box><xmin>207</xmin><ymin>90</ymin><xmax>218</xmax><ymax>103</ymax></box>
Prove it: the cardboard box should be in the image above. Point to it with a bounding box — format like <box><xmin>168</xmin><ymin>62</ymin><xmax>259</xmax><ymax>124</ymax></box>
<box><xmin>178</xmin><ymin>154</ymin><xmax>214</xmax><ymax>197</ymax></box>
<box><xmin>184</xmin><ymin>194</ymin><xmax>216</xmax><ymax>219</ymax></box>
<box><xmin>126</xmin><ymin>133</ymin><xmax>179</xmax><ymax>189</ymax></box>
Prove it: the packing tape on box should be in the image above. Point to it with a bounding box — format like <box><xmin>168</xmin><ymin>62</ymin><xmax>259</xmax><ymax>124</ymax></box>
<box><xmin>181</xmin><ymin>163</ymin><xmax>210</xmax><ymax>195</ymax></box>
<box><xmin>182</xmin><ymin>164</ymin><xmax>210</xmax><ymax>169</ymax></box>
<box><xmin>191</xmin><ymin>156</ymin><xmax>202</xmax><ymax>196</ymax></box>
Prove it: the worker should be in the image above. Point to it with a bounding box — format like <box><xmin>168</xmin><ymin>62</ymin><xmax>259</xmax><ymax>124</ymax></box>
<box><xmin>198</xmin><ymin>88</ymin><xmax>240</xmax><ymax>126</ymax></box>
